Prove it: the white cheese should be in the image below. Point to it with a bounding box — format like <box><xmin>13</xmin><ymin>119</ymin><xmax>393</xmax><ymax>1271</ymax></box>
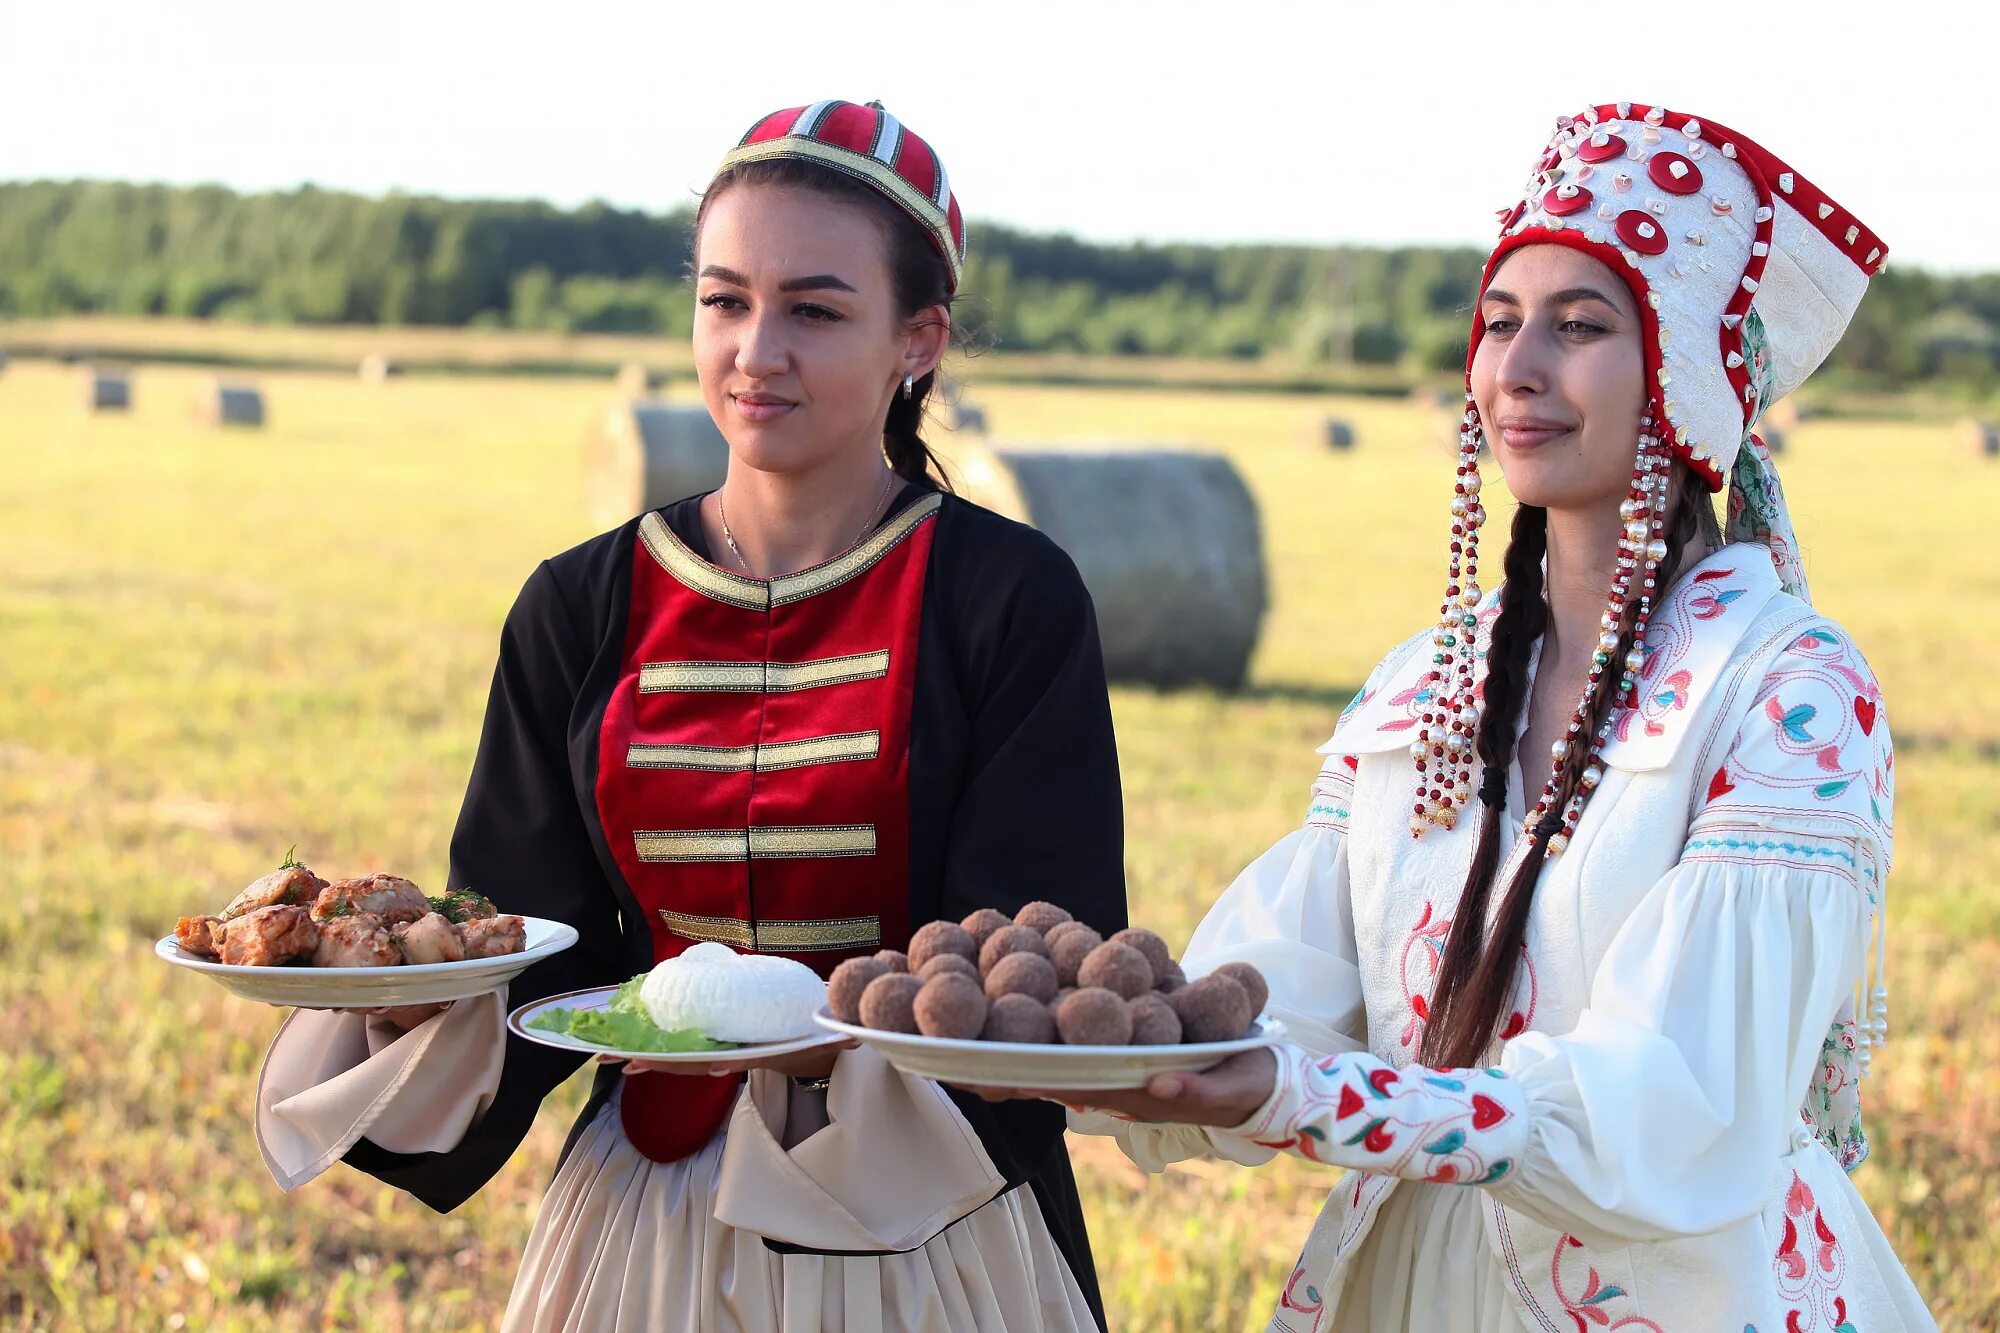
<box><xmin>639</xmin><ymin>941</ymin><xmax>828</xmax><ymax>1043</ymax></box>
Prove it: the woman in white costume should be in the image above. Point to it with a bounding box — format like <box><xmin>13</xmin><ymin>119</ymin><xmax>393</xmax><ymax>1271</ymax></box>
<box><xmin>1057</xmin><ymin>103</ymin><xmax>1936</xmax><ymax>1330</ymax></box>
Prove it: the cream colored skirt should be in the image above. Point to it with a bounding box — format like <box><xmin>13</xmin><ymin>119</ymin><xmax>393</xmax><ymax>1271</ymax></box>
<box><xmin>256</xmin><ymin>997</ymin><xmax>1097</xmax><ymax>1333</ymax></box>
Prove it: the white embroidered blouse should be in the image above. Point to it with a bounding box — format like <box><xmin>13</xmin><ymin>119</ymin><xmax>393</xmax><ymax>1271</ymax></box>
<box><xmin>1077</xmin><ymin>548</ymin><xmax>1934</xmax><ymax>1332</ymax></box>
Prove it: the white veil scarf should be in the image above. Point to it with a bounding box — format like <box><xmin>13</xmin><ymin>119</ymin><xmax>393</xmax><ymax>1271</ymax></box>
<box><xmin>1724</xmin><ymin>308</ymin><xmax>1812</xmax><ymax>604</ymax></box>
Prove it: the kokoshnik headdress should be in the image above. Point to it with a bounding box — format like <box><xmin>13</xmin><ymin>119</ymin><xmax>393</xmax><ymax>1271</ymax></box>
<box><xmin>1412</xmin><ymin>102</ymin><xmax>1887</xmax><ymax>848</ymax></box>
<box><xmin>716</xmin><ymin>99</ymin><xmax>967</xmax><ymax>293</ymax></box>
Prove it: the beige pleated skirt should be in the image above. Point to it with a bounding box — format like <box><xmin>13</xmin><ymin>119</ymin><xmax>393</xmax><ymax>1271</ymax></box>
<box><xmin>502</xmin><ymin>1088</ymin><xmax>1099</xmax><ymax>1333</ymax></box>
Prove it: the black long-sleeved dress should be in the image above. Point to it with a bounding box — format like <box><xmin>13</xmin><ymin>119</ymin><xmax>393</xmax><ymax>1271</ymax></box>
<box><xmin>337</xmin><ymin>484</ymin><xmax>1126</xmax><ymax>1329</ymax></box>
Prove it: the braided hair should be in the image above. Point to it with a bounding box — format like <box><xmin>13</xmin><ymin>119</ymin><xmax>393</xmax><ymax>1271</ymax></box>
<box><xmin>1418</xmin><ymin>466</ymin><xmax>1717</xmax><ymax>1070</ymax></box>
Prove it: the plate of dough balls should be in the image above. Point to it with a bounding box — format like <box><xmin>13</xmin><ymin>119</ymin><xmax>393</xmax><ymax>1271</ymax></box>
<box><xmin>813</xmin><ymin>900</ymin><xmax>1279</xmax><ymax>1091</ymax></box>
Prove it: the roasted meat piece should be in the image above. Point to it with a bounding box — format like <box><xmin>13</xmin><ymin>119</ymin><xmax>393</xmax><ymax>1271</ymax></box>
<box><xmin>216</xmin><ymin>905</ymin><xmax>318</xmax><ymax>966</ymax></box>
<box><xmin>391</xmin><ymin>912</ymin><xmax>465</xmax><ymax>965</ymax></box>
<box><xmin>311</xmin><ymin>874</ymin><xmax>428</xmax><ymax>925</ymax></box>
<box><xmin>427</xmin><ymin>888</ymin><xmax>498</xmax><ymax>924</ymax></box>
<box><xmin>457</xmin><ymin>915</ymin><xmax>527</xmax><ymax>959</ymax></box>
<box><xmin>174</xmin><ymin>914</ymin><xmax>224</xmax><ymax>959</ymax></box>
<box><xmin>311</xmin><ymin>914</ymin><xmax>402</xmax><ymax>967</ymax></box>
<box><xmin>222</xmin><ymin>864</ymin><xmax>328</xmax><ymax>920</ymax></box>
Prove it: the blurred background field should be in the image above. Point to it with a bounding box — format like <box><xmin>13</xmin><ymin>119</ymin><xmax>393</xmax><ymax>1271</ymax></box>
<box><xmin>2</xmin><ymin>339</ymin><xmax>1996</xmax><ymax>1330</ymax></box>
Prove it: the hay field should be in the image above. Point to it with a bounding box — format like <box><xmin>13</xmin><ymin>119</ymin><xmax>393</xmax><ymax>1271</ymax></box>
<box><xmin>1</xmin><ymin>353</ymin><xmax>1995</xmax><ymax>1330</ymax></box>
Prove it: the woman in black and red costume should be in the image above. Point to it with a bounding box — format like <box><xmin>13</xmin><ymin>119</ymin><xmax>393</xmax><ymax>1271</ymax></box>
<box><xmin>252</xmin><ymin>100</ymin><xmax>1124</xmax><ymax>1332</ymax></box>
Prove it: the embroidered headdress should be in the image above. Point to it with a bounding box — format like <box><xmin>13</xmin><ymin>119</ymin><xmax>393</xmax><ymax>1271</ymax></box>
<box><xmin>716</xmin><ymin>99</ymin><xmax>966</xmax><ymax>292</ymax></box>
<box><xmin>1413</xmin><ymin>103</ymin><xmax>1885</xmax><ymax>847</ymax></box>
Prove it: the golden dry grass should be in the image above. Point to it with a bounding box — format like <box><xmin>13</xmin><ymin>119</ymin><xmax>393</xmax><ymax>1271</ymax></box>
<box><xmin>1</xmin><ymin>348</ymin><xmax>1994</xmax><ymax>1330</ymax></box>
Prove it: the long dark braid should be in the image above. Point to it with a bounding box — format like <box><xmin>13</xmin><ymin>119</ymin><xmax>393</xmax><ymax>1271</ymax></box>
<box><xmin>1420</xmin><ymin>467</ymin><xmax>1713</xmax><ymax>1070</ymax></box>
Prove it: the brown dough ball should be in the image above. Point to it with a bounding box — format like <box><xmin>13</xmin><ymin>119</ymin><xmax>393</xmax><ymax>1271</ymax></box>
<box><xmin>978</xmin><ymin>924</ymin><xmax>1049</xmax><ymax>976</ymax></box>
<box><xmin>1109</xmin><ymin>928</ymin><xmax>1172</xmax><ymax>986</ymax></box>
<box><xmin>983</xmin><ymin>993</ymin><xmax>1056</xmax><ymax>1044</ymax></box>
<box><xmin>1014</xmin><ymin>900</ymin><xmax>1074</xmax><ymax>936</ymax></box>
<box><xmin>960</xmin><ymin>908</ymin><xmax>1011</xmax><ymax>949</ymax></box>
<box><xmin>1054</xmin><ymin>987</ymin><xmax>1133</xmax><ymax>1046</ymax></box>
<box><xmin>1048</xmin><ymin>925</ymin><xmax>1104</xmax><ymax>987</ymax></box>
<box><xmin>1127</xmin><ymin>992</ymin><xmax>1183</xmax><ymax>1046</ymax></box>
<box><xmin>874</xmin><ymin>949</ymin><xmax>910</xmax><ymax>974</ymax></box>
<box><xmin>914</xmin><ymin>973</ymin><xmax>988</xmax><ymax>1040</ymax></box>
<box><xmin>828</xmin><ymin>956</ymin><xmax>891</xmax><ymax>1023</ymax></box>
<box><xmin>1077</xmin><ymin>941</ymin><xmax>1152</xmax><ymax>1000</ymax></box>
<box><xmin>1170</xmin><ymin>974</ymin><xmax>1252</xmax><ymax>1043</ymax></box>
<box><xmin>858</xmin><ymin>972</ymin><xmax>924</xmax><ymax>1033</ymax></box>
<box><xmin>918</xmin><ymin>953</ymin><xmax>978</xmax><ymax>983</ymax></box>
<box><xmin>984</xmin><ymin>951</ymin><xmax>1059</xmax><ymax>1004</ymax></box>
<box><xmin>1044</xmin><ymin>920</ymin><xmax>1089</xmax><ymax>947</ymax></box>
<box><xmin>1156</xmin><ymin>960</ymin><xmax>1187</xmax><ymax>993</ymax></box>
<box><xmin>1211</xmin><ymin>961</ymin><xmax>1269</xmax><ymax>1018</ymax></box>
<box><xmin>908</xmin><ymin>920</ymin><xmax>978</xmax><ymax>972</ymax></box>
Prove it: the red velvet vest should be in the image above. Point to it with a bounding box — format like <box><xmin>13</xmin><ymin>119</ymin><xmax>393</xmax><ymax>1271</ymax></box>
<box><xmin>595</xmin><ymin>493</ymin><xmax>940</xmax><ymax>1162</ymax></box>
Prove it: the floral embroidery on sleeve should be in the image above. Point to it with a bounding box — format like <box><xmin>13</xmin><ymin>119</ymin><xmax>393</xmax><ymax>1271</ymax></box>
<box><xmin>1235</xmin><ymin>1044</ymin><xmax>1528</xmax><ymax>1187</ymax></box>
<box><xmin>1306</xmin><ymin>753</ymin><xmax>1357</xmax><ymax>835</ymax></box>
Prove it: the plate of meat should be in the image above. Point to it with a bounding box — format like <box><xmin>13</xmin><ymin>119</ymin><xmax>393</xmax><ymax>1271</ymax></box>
<box><xmin>157</xmin><ymin>855</ymin><xmax>577</xmax><ymax>1008</ymax></box>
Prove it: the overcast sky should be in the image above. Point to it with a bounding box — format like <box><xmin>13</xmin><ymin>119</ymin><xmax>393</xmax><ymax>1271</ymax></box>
<box><xmin>4</xmin><ymin>0</ymin><xmax>1990</xmax><ymax>272</ymax></box>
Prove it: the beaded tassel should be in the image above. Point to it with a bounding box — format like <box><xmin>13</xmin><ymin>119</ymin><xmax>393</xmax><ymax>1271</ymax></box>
<box><xmin>1411</xmin><ymin>396</ymin><xmax>1488</xmax><ymax>838</ymax></box>
<box><xmin>1527</xmin><ymin>418</ymin><xmax>1671</xmax><ymax>858</ymax></box>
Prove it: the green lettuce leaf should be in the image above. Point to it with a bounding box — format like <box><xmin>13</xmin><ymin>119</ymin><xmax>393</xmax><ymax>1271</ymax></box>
<box><xmin>527</xmin><ymin>989</ymin><xmax>731</xmax><ymax>1054</ymax></box>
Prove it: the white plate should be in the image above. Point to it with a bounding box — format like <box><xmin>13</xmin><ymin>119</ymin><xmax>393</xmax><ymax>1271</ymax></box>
<box><xmin>156</xmin><ymin>915</ymin><xmax>579</xmax><ymax>1008</ymax></box>
<box><xmin>509</xmin><ymin>985</ymin><xmax>845</xmax><ymax>1063</ymax></box>
<box><xmin>814</xmin><ymin>1008</ymin><xmax>1283</xmax><ymax>1091</ymax></box>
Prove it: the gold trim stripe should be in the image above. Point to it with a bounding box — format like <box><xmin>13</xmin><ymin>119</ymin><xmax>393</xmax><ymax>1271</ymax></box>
<box><xmin>636</xmin><ymin>493</ymin><xmax>942</xmax><ymax>611</ymax></box>
<box><xmin>639</xmin><ymin>651</ymin><xmax>891</xmax><ymax>695</ymax></box>
<box><xmin>635</xmin><ymin>830</ymin><xmax>748</xmax><ymax>861</ymax></box>
<box><xmin>657</xmin><ymin>909</ymin><xmax>881</xmax><ymax>953</ymax></box>
<box><xmin>656</xmin><ymin>909</ymin><xmax>756</xmax><ymax>949</ymax></box>
<box><xmin>718</xmin><ymin>140</ymin><xmax>961</xmax><ymax>288</ymax></box>
<box><xmin>627</xmin><ymin>730</ymin><xmax>881</xmax><ymax>773</ymax></box>
<box><xmin>634</xmin><ymin>824</ymin><xmax>877</xmax><ymax>863</ymax></box>
<box><xmin>771</xmin><ymin>491</ymin><xmax>942</xmax><ymax>605</ymax></box>
<box><xmin>638</xmin><ymin>512</ymin><xmax>768</xmax><ymax>611</ymax></box>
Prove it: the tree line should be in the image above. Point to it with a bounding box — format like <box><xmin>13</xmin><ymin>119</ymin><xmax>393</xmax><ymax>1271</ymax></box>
<box><xmin>1</xmin><ymin>179</ymin><xmax>1994</xmax><ymax>391</ymax></box>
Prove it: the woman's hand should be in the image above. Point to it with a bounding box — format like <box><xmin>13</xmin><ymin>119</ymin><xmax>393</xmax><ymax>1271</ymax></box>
<box><xmin>599</xmin><ymin>1038</ymin><xmax>857</xmax><ymax>1081</ymax></box>
<box><xmin>996</xmin><ymin>1047</ymin><xmax>1279</xmax><ymax>1128</ymax></box>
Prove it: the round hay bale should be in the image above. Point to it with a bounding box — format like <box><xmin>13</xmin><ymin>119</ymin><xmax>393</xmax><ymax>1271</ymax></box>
<box><xmin>617</xmin><ymin>362</ymin><xmax>667</xmax><ymax>396</ymax></box>
<box><xmin>1309</xmin><ymin>416</ymin><xmax>1355</xmax><ymax>450</ymax></box>
<box><xmin>948</xmin><ymin>402</ymin><xmax>988</xmax><ymax>434</ymax></box>
<box><xmin>1763</xmin><ymin>397</ymin><xmax>1809</xmax><ymax>433</ymax></box>
<box><xmin>193</xmin><ymin>378</ymin><xmax>265</xmax><ymax>428</ymax></box>
<box><xmin>82</xmin><ymin>366</ymin><xmax>131</xmax><ymax>412</ymax></box>
<box><xmin>956</xmin><ymin>445</ymin><xmax>1266</xmax><ymax>690</ymax></box>
<box><xmin>1758</xmin><ymin>426</ymin><xmax>1786</xmax><ymax>456</ymax></box>
<box><xmin>359</xmin><ymin>354</ymin><xmax>399</xmax><ymax>383</ymax></box>
<box><xmin>1963</xmin><ymin>419</ymin><xmax>2000</xmax><ymax>458</ymax></box>
<box><xmin>0</xmin><ymin>348</ymin><xmax>9</xmax><ymax>376</ymax></box>
<box><xmin>584</xmin><ymin>400</ymin><xmax>731</xmax><ymax>527</ymax></box>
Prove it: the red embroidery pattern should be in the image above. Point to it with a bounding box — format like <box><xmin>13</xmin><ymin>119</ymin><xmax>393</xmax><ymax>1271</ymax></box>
<box><xmin>1773</xmin><ymin>1172</ymin><xmax>1859</xmax><ymax>1332</ymax></box>
<box><xmin>1397</xmin><ymin>901</ymin><xmax>1537</xmax><ymax>1050</ymax></box>
<box><xmin>1551</xmin><ymin>1235</ymin><xmax>1665</xmax><ymax>1331</ymax></box>
<box><xmin>1277</xmin><ymin>1261</ymin><xmax>1328</xmax><ymax>1332</ymax></box>
<box><xmin>1610</xmin><ymin>566</ymin><xmax>1745</xmax><ymax>742</ymax></box>
<box><xmin>1246</xmin><ymin>1047</ymin><xmax>1520</xmax><ymax>1186</ymax></box>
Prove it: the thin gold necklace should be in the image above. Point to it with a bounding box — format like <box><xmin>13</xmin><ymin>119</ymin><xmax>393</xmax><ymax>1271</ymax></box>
<box><xmin>715</xmin><ymin>470</ymin><xmax>898</xmax><ymax>577</ymax></box>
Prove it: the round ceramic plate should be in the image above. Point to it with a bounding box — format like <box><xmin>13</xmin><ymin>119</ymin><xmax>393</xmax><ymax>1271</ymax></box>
<box><xmin>814</xmin><ymin>1009</ymin><xmax>1283</xmax><ymax>1091</ymax></box>
<box><xmin>509</xmin><ymin>985</ymin><xmax>845</xmax><ymax>1063</ymax></box>
<box><xmin>155</xmin><ymin>915</ymin><xmax>578</xmax><ymax>1008</ymax></box>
